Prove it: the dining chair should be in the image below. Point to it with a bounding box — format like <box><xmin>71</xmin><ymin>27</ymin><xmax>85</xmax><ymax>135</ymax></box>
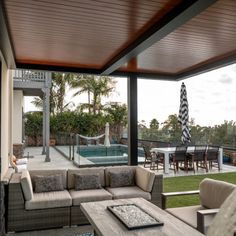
<box><xmin>192</xmin><ymin>145</ymin><xmax>208</xmax><ymax>172</ymax></box>
<box><xmin>143</xmin><ymin>146</ymin><xmax>164</xmax><ymax>170</ymax></box>
<box><xmin>170</xmin><ymin>145</ymin><xmax>191</xmax><ymax>173</ymax></box>
<box><xmin>206</xmin><ymin>146</ymin><xmax>220</xmax><ymax>171</ymax></box>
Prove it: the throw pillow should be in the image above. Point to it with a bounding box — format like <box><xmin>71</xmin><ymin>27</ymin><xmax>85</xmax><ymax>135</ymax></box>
<box><xmin>34</xmin><ymin>174</ymin><xmax>64</xmax><ymax>193</ymax></box>
<box><xmin>74</xmin><ymin>174</ymin><xmax>102</xmax><ymax>190</ymax></box>
<box><xmin>109</xmin><ymin>169</ymin><xmax>135</xmax><ymax>188</ymax></box>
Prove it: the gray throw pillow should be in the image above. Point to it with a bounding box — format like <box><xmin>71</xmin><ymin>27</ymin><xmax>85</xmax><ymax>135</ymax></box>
<box><xmin>34</xmin><ymin>174</ymin><xmax>64</xmax><ymax>193</ymax></box>
<box><xmin>74</xmin><ymin>174</ymin><xmax>102</xmax><ymax>190</ymax></box>
<box><xmin>109</xmin><ymin>169</ymin><xmax>135</xmax><ymax>188</ymax></box>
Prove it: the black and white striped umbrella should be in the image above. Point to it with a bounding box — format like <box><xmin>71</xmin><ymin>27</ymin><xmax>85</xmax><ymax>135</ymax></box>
<box><xmin>178</xmin><ymin>82</ymin><xmax>191</xmax><ymax>144</ymax></box>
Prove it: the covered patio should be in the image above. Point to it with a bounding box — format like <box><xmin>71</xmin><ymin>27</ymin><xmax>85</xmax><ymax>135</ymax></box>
<box><xmin>1</xmin><ymin>0</ymin><xmax>236</xmax><ymax>235</ymax></box>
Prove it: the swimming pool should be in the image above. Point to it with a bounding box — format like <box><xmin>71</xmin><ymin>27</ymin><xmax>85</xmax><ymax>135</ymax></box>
<box><xmin>77</xmin><ymin>144</ymin><xmax>145</xmax><ymax>164</ymax></box>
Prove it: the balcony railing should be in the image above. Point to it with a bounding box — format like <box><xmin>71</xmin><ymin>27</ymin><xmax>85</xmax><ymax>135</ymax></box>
<box><xmin>13</xmin><ymin>70</ymin><xmax>46</xmax><ymax>82</ymax></box>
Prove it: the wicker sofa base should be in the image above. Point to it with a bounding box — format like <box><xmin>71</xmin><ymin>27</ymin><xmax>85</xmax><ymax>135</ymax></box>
<box><xmin>8</xmin><ymin>207</ymin><xmax>70</xmax><ymax>232</ymax></box>
<box><xmin>71</xmin><ymin>206</ymin><xmax>89</xmax><ymax>226</ymax></box>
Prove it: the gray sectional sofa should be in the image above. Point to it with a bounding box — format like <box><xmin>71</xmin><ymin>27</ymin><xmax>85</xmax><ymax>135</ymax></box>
<box><xmin>7</xmin><ymin>166</ymin><xmax>163</xmax><ymax>232</ymax></box>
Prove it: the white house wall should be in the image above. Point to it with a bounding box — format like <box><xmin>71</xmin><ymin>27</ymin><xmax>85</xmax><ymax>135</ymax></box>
<box><xmin>13</xmin><ymin>90</ymin><xmax>23</xmax><ymax>144</ymax></box>
<box><xmin>1</xmin><ymin>53</ymin><xmax>12</xmax><ymax>179</ymax></box>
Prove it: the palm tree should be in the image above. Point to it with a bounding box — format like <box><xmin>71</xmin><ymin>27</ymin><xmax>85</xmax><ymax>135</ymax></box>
<box><xmin>32</xmin><ymin>72</ymin><xmax>75</xmax><ymax>114</ymax></box>
<box><xmin>71</xmin><ymin>75</ymin><xmax>116</xmax><ymax>114</ymax></box>
<box><xmin>105</xmin><ymin>103</ymin><xmax>127</xmax><ymax>142</ymax></box>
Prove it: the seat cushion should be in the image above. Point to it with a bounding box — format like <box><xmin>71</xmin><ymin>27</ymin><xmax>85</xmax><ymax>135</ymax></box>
<box><xmin>166</xmin><ymin>205</ymin><xmax>215</xmax><ymax>229</ymax></box>
<box><xmin>106</xmin><ymin>186</ymin><xmax>151</xmax><ymax>200</ymax></box>
<box><xmin>69</xmin><ymin>189</ymin><xmax>112</xmax><ymax>206</ymax></box>
<box><xmin>135</xmin><ymin>166</ymin><xmax>155</xmax><ymax>192</ymax></box>
<box><xmin>200</xmin><ymin>178</ymin><xmax>236</xmax><ymax>209</ymax></box>
<box><xmin>25</xmin><ymin>190</ymin><xmax>72</xmax><ymax>210</ymax></box>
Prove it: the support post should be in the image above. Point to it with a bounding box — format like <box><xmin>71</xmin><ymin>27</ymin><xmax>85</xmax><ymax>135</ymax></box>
<box><xmin>42</xmin><ymin>93</ymin><xmax>46</xmax><ymax>155</ymax></box>
<box><xmin>44</xmin><ymin>72</ymin><xmax>51</xmax><ymax>162</ymax></box>
<box><xmin>128</xmin><ymin>75</ymin><xmax>138</xmax><ymax>166</ymax></box>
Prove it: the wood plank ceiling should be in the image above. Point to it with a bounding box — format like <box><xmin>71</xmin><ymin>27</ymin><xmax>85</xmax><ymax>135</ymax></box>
<box><xmin>2</xmin><ymin>0</ymin><xmax>236</xmax><ymax>79</ymax></box>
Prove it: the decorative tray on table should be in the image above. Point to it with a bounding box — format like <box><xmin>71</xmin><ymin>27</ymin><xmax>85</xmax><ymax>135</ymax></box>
<box><xmin>107</xmin><ymin>204</ymin><xmax>164</xmax><ymax>230</ymax></box>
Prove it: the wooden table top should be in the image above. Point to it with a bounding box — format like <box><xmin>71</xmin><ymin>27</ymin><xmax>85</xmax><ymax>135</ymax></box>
<box><xmin>80</xmin><ymin>198</ymin><xmax>204</xmax><ymax>236</ymax></box>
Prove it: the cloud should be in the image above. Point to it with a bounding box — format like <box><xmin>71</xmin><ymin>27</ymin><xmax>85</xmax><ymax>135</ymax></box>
<box><xmin>219</xmin><ymin>74</ymin><xmax>233</xmax><ymax>84</ymax></box>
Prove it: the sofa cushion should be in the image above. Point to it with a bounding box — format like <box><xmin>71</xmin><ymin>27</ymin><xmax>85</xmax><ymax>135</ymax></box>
<box><xmin>21</xmin><ymin>170</ymin><xmax>34</xmax><ymax>201</ymax></box>
<box><xmin>74</xmin><ymin>173</ymin><xmax>102</xmax><ymax>190</ymax></box>
<box><xmin>68</xmin><ymin>168</ymin><xmax>105</xmax><ymax>189</ymax></box>
<box><xmin>135</xmin><ymin>166</ymin><xmax>155</xmax><ymax>192</ymax></box>
<box><xmin>109</xmin><ymin>169</ymin><xmax>135</xmax><ymax>188</ymax></box>
<box><xmin>34</xmin><ymin>174</ymin><xmax>64</xmax><ymax>193</ymax></box>
<box><xmin>166</xmin><ymin>205</ymin><xmax>207</xmax><ymax>228</ymax></box>
<box><xmin>200</xmin><ymin>178</ymin><xmax>236</xmax><ymax>209</ymax></box>
<box><xmin>25</xmin><ymin>190</ymin><xmax>72</xmax><ymax>210</ymax></box>
<box><xmin>30</xmin><ymin>170</ymin><xmax>67</xmax><ymax>189</ymax></box>
<box><xmin>106</xmin><ymin>186</ymin><xmax>151</xmax><ymax>200</ymax></box>
<box><xmin>69</xmin><ymin>189</ymin><xmax>112</xmax><ymax>205</ymax></box>
<box><xmin>105</xmin><ymin>166</ymin><xmax>136</xmax><ymax>187</ymax></box>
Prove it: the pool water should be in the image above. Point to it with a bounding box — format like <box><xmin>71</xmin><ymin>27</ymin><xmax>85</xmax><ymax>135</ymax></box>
<box><xmin>77</xmin><ymin>144</ymin><xmax>145</xmax><ymax>164</ymax></box>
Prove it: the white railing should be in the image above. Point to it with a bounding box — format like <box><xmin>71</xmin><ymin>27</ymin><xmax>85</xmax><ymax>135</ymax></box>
<box><xmin>13</xmin><ymin>70</ymin><xmax>46</xmax><ymax>82</ymax></box>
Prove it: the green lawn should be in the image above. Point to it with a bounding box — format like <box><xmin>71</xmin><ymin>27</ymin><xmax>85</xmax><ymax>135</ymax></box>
<box><xmin>163</xmin><ymin>172</ymin><xmax>236</xmax><ymax>208</ymax></box>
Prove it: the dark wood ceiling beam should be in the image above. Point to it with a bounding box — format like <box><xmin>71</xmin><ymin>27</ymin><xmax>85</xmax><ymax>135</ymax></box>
<box><xmin>176</xmin><ymin>53</ymin><xmax>236</xmax><ymax>80</ymax></box>
<box><xmin>0</xmin><ymin>1</ymin><xmax>15</xmax><ymax>68</ymax></box>
<box><xmin>15</xmin><ymin>62</ymin><xmax>102</xmax><ymax>75</ymax></box>
<box><xmin>101</xmin><ymin>0</ymin><xmax>217</xmax><ymax>75</ymax></box>
<box><xmin>16</xmin><ymin>62</ymin><xmax>177</xmax><ymax>80</ymax></box>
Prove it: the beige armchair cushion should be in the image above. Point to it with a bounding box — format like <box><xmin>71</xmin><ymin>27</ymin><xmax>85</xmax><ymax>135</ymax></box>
<box><xmin>69</xmin><ymin>189</ymin><xmax>112</xmax><ymax>205</ymax></box>
<box><xmin>21</xmin><ymin>170</ymin><xmax>33</xmax><ymax>201</ymax></box>
<box><xmin>106</xmin><ymin>186</ymin><xmax>151</xmax><ymax>200</ymax></box>
<box><xmin>166</xmin><ymin>205</ymin><xmax>206</xmax><ymax>228</ymax></box>
<box><xmin>25</xmin><ymin>190</ymin><xmax>72</xmax><ymax>210</ymax></box>
<box><xmin>200</xmin><ymin>178</ymin><xmax>236</xmax><ymax>209</ymax></box>
<box><xmin>135</xmin><ymin>166</ymin><xmax>155</xmax><ymax>192</ymax></box>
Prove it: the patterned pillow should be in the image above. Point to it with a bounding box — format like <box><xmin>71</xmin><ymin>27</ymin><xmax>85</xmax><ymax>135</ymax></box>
<box><xmin>34</xmin><ymin>174</ymin><xmax>64</xmax><ymax>193</ymax></box>
<box><xmin>109</xmin><ymin>169</ymin><xmax>135</xmax><ymax>188</ymax></box>
<box><xmin>74</xmin><ymin>174</ymin><xmax>102</xmax><ymax>190</ymax></box>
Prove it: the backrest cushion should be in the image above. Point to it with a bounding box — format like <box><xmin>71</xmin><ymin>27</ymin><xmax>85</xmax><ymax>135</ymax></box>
<box><xmin>68</xmin><ymin>167</ymin><xmax>105</xmax><ymax>189</ymax></box>
<box><xmin>29</xmin><ymin>169</ymin><xmax>67</xmax><ymax>189</ymax></box>
<box><xmin>200</xmin><ymin>178</ymin><xmax>236</xmax><ymax>209</ymax></box>
<box><xmin>21</xmin><ymin>170</ymin><xmax>34</xmax><ymax>201</ymax></box>
<box><xmin>135</xmin><ymin>166</ymin><xmax>155</xmax><ymax>192</ymax></box>
<box><xmin>105</xmin><ymin>166</ymin><xmax>136</xmax><ymax>187</ymax></box>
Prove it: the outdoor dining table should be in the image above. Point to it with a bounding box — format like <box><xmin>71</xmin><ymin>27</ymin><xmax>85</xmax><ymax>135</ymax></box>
<box><xmin>151</xmin><ymin>146</ymin><xmax>223</xmax><ymax>174</ymax></box>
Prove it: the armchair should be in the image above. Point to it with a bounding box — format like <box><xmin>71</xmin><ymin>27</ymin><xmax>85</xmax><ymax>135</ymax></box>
<box><xmin>162</xmin><ymin>178</ymin><xmax>236</xmax><ymax>234</ymax></box>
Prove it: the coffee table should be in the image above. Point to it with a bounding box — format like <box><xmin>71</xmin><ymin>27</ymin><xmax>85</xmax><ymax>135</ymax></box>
<box><xmin>80</xmin><ymin>198</ymin><xmax>204</xmax><ymax>236</ymax></box>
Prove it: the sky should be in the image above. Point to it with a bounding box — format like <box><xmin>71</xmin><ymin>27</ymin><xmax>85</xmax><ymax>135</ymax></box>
<box><xmin>24</xmin><ymin>63</ymin><xmax>236</xmax><ymax>127</ymax></box>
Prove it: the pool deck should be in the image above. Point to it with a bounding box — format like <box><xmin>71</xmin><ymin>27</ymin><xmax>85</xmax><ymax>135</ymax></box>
<box><xmin>23</xmin><ymin>146</ymin><xmax>236</xmax><ymax>177</ymax></box>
